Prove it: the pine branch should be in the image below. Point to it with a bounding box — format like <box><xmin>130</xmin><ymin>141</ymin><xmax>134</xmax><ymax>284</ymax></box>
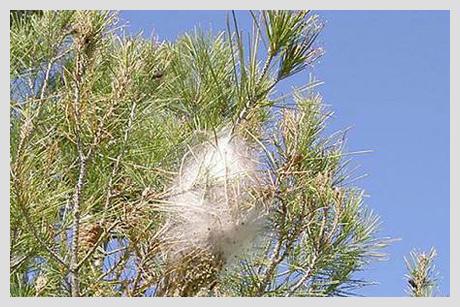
<box><xmin>68</xmin><ymin>46</ymin><xmax>86</xmax><ymax>296</ymax></box>
<box><xmin>101</xmin><ymin>102</ymin><xmax>137</xmax><ymax>224</ymax></box>
<box><xmin>10</xmin><ymin>22</ymin><xmax>72</xmax><ymax>272</ymax></box>
<box><xmin>14</xmin><ymin>197</ymin><xmax>67</xmax><ymax>268</ymax></box>
<box><xmin>404</xmin><ymin>248</ymin><xmax>439</xmax><ymax>297</ymax></box>
<box><xmin>286</xmin><ymin>254</ymin><xmax>317</xmax><ymax>296</ymax></box>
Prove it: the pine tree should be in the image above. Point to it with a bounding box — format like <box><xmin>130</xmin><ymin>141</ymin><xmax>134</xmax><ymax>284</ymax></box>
<box><xmin>10</xmin><ymin>10</ymin><xmax>423</xmax><ymax>297</ymax></box>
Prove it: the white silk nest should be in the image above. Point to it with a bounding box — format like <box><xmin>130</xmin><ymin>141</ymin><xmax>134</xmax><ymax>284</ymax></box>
<box><xmin>162</xmin><ymin>129</ymin><xmax>267</xmax><ymax>264</ymax></box>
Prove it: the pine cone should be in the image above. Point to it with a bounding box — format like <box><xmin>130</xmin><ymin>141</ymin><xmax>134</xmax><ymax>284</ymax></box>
<box><xmin>79</xmin><ymin>223</ymin><xmax>103</xmax><ymax>253</ymax></box>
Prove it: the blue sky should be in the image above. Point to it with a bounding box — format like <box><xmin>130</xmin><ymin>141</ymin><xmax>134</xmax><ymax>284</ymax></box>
<box><xmin>119</xmin><ymin>10</ymin><xmax>450</xmax><ymax>296</ymax></box>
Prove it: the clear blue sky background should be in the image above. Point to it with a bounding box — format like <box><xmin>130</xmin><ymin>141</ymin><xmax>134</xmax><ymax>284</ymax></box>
<box><xmin>118</xmin><ymin>10</ymin><xmax>450</xmax><ymax>297</ymax></box>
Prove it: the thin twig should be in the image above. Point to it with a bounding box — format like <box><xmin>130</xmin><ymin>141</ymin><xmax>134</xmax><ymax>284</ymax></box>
<box><xmin>101</xmin><ymin>102</ymin><xmax>137</xmax><ymax>225</ymax></box>
<box><xmin>286</xmin><ymin>254</ymin><xmax>317</xmax><ymax>296</ymax></box>
<box><xmin>15</xmin><ymin>199</ymin><xmax>68</xmax><ymax>267</ymax></box>
<box><xmin>69</xmin><ymin>48</ymin><xmax>86</xmax><ymax>297</ymax></box>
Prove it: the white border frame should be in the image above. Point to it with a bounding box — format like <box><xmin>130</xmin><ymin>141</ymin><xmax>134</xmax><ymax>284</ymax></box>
<box><xmin>1</xmin><ymin>1</ymin><xmax>457</xmax><ymax>306</ymax></box>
